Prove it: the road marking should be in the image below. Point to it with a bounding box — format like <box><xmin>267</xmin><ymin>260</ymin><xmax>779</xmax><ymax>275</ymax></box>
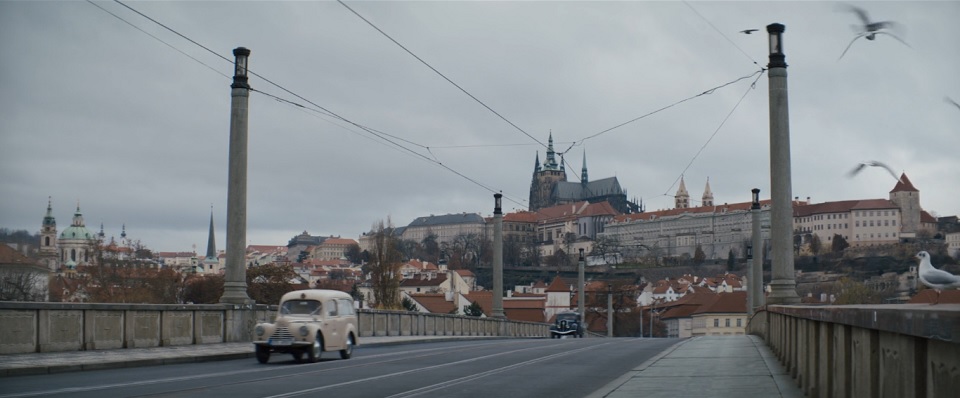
<box><xmin>264</xmin><ymin>340</ymin><xmax>616</xmax><ymax>398</ymax></box>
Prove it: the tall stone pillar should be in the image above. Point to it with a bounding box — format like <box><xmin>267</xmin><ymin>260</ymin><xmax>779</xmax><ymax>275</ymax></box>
<box><xmin>221</xmin><ymin>47</ymin><xmax>254</xmax><ymax>305</ymax></box>
<box><xmin>751</xmin><ymin>188</ymin><xmax>765</xmax><ymax>313</ymax></box>
<box><xmin>491</xmin><ymin>193</ymin><xmax>505</xmax><ymax>318</ymax></box>
<box><xmin>765</xmin><ymin>25</ymin><xmax>799</xmax><ymax>304</ymax></box>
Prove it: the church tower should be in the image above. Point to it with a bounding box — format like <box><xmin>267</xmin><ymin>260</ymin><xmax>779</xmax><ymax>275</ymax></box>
<box><xmin>201</xmin><ymin>208</ymin><xmax>221</xmax><ymax>273</ymax></box>
<box><xmin>39</xmin><ymin>197</ymin><xmax>59</xmax><ymax>270</ymax></box>
<box><xmin>528</xmin><ymin>132</ymin><xmax>567</xmax><ymax>211</ymax></box>
<box><xmin>889</xmin><ymin>173</ymin><xmax>921</xmax><ymax>235</ymax></box>
<box><xmin>581</xmin><ymin>150</ymin><xmax>589</xmax><ymax>188</ymax></box>
<box><xmin>675</xmin><ymin>176</ymin><xmax>690</xmax><ymax>209</ymax></box>
<box><xmin>702</xmin><ymin>178</ymin><xmax>714</xmax><ymax>207</ymax></box>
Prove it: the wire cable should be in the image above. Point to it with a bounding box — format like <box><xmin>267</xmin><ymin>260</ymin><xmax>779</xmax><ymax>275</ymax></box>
<box><xmin>682</xmin><ymin>1</ymin><xmax>762</xmax><ymax>68</ymax></box>
<box><xmin>106</xmin><ymin>0</ymin><xmax>529</xmax><ymax>208</ymax></box>
<box><xmin>337</xmin><ymin>0</ymin><xmax>546</xmax><ymax>150</ymax></box>
<box><xmin>662</xmin><ymin>70</ymin><xmax>765</xmax><ymax>196</ymax></box>
<box><xmin>87</xmin><ymin>1</ymin><xmax>229</xmax><ymax>79</ymax></box>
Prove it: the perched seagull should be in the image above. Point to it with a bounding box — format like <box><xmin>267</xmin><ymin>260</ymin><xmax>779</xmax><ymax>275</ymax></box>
<box><xmin>838</xmin><ymin>5</ymin><xmax>911</xmax><ymax>60</ymax></box>
<box><xmin>916</xmin><ymin>251</ymin><xmax>960</xmax><ymax>304</ymax></box>
<box><xmin>847</xmin><ymin>161</ymin><xmax>903</xmax><ymax>184</ymax></box>
<box><xmin>739</xmin><ymin>29</ymin><xmax>759</xmax><ymax>34</ymax></box>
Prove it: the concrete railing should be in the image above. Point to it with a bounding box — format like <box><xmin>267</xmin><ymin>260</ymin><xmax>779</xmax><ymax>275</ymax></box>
<box><xmin>356</xmin><ymin>309</ymin><xmax>549</xmax><ymax>338</ymax></box>
<box><xmin>749</xmin><ymin>304</ymin><xmax>960</xmax><ymax>398</ymax></box>
<box><xmin>0</xmin><ymin>302</ymin><xmax>549</xmax><ymax>355</ymax></box>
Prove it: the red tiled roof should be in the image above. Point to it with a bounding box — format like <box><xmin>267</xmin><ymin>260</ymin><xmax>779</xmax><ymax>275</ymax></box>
<box><xmin>890</xmin><ymin>173</ymin><xmax>918</xmax><ymax>193</ymax></box>
<box><xmin>455</xmin><ymin>269</ymin><xmax>475</xmax><ymax>277</ymax></box>
<box><xmin>0</xmin><ymin>245</ymin><xmax>38</xmax><ymax>265</ymax></box>
<box><xmin>613</xmin><ymin>199</ymin><xmax>775</xmax><ymax>223</ymax></box>
<box><xmin>536</xmin><ymin>201</ymin><xmax>590</xmax><ymax>222</ymax></box>
<box><xmin>921</xmin><ymin>211</ymin><xmax>937</xmax><ymax>223</ymax></box>
<box><xmin>409</xmin><ymin>293</ymin><xmax>456</xmax><ymax>314</ymax></box>
<box><xmin>545</xmin><ymin>276</ymin><xmax>570</xmax><ymax>292</ymax></box>
<box><xmin>907</xmin><ymin>289</ymin><xmax>960</xmax><ymax>304</ymax></box>
<box><xmin>504</xmin><ymin>211</ymin><xmax>538</xmax><ymax>223</ymax></box>
<box><xmin>692</xmin><ymin>291</ymin><xmax>747</xmax><ymax>314</ymax></box>
<box><xmin>400</xmin><ymin>274</ymin><xmax>447</xmax><ymax>287</ymax></box>
<box><xmin>321</xmin><ymin>238</ymin><xmax>358</xmax><ymax>246</ymax></box>
<box><xmin>580</xmin><ymin>201</ymin><xmax>620</xmax><ymax>217</ymax></box>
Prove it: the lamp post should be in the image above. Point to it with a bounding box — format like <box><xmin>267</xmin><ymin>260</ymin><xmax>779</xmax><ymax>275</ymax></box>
<box><xmin>765</xmin><ymin>24</ymin><xmax>800</xmax><ymax>304</ymax></box>
<box><xmin>221</xmin><ymin>47</ymin><xmax>253</xmax><ymax>305</ymax></box>
<box><xmin>578</xmin><ymin>248</ymin><xmax>585</xmax><ymax>335</ymax></box>
<box><xmin>750</xmin><ymin>188</ymin><xmax>764</xmax><ymax>315</ymax></box>
<box><xmin>607</xmin><ymin>283</ymin><xmax>613</xmax><ymax>338</ymax></box>
<box><xmin>492</xmin><ymin>193</ymin><xmax>506</xmax><ymax>318</ymax></box>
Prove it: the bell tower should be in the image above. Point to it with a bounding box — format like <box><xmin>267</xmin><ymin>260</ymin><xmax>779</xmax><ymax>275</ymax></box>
<box><xmin>39</xmin><ymin>197</ymin><xmax>59</xmax><ymax>270</ymax></box>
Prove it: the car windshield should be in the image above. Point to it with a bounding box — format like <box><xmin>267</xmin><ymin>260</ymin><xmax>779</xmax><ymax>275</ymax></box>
<box><xmin>557</xmin><ymin>314</ymin><xmax>579</xmax><ymax>322</ymax></box>
<box><xmin>280</xmin><ymin>300</ymin><xmax>322</xmax><ymax>315</ymax></box>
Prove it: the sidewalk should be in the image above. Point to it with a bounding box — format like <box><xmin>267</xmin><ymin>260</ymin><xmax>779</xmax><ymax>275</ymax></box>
<box><xmin>0</xmin><ymin>335</ymin><xmax>504</xmax><ymax>377</ymax></box>
<box><xmin>590</xmin><ymin>335</ymin><xmax>803</xmax><ymax>398</ymax></box>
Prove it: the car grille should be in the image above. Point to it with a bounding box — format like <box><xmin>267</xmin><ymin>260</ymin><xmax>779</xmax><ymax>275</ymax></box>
<box><xmin>273</xmin><ymin>327</ymin><xmax>294</xmax><ymax>339</ymax></box>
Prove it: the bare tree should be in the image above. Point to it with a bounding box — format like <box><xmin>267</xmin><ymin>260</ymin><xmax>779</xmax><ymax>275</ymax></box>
<box><xmin>0</xmin><ymin>265</ymin><xmax>48</xmax><ymax>301</ymax></box>
<box><xmin>369</xmin><ymin>219</ymin><xmax>403</xmax><ymax>309</ymax></box>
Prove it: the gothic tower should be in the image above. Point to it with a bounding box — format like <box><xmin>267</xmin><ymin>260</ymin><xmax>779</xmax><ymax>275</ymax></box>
<box><xmin>202</xmin><ymin>208</ymin><xmax>221</xmax><ymax>273</ymax></box>
<box><xmin>675</xmin><ymin>176</ymin><xmax>690</xmax><ymax>209</ymax></box>
<box><xmin>702</xmin><ymin>178</ymin><xmax>714</xmax><ymax>207</ymax></box>
<box><xmin>889</xmin><ymin>173</ymin><xmax>921</xmax><ymax>235</ymax></box>
<box><xmin>39</xmin><ymin>197</ymin><xmax>59</xmax><ymax>270</ymax></box>
<box><xmin>528</xmin><ymin>132</ymin><xmax>567</xmax><ymax>211</ymax></box>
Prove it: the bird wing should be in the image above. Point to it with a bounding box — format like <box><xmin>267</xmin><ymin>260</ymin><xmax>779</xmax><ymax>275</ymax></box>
<box><xmin>946</xmin><ymin>96</ymin><xmax>960</xmax><ymax>111</ymax></box>
<box><xmin>845</xmin><ymin>4</ymin><xmax>871</xmax><ymax>26</ymax></box>
<box><xmin>871</xmin><ymin>161</ymin><xmax>903</xmax><ymax>183</ymax></box>
<box><xmin>846</xmin><ymin>163</ymin><xmax>867</xmax><ymax>177</ymax></box>
<box><xmin>922</xmin><ymin>268</ymin><xmax>960</xmax><ymax>286</ymax></box>
<box><xmin>838</xmin><ymin>34</ymin><xmax>865</xmax><ymax>61</ymax></box>
<box><xmin>875</xmin><ymin>31</ymin><xmax>912</xmax><ymax>48</ymax></box>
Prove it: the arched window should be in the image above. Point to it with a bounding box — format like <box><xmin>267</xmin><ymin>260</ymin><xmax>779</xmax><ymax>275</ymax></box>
<box><xmin>71</xmin><ymin>249</ymin><xmax>76</xmax><ymax>261</ymax></box>
<box><xmin>44</xmin><ymin>236</ymin><xmax>50</xmax><ymax>246</ymax></box>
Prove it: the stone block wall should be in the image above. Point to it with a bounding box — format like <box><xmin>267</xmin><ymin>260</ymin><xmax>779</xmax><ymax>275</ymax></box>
<box><xmin>750</xmin><ymin>304</ymin><xmax>960</xmax><ymax>398</ymax></box>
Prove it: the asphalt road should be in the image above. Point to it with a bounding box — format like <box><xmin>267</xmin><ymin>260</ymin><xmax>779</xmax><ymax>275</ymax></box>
<box><xmin>0</xmin><ymin>338</ymin><xmax>679</xmax><ymax>398</ymax></box>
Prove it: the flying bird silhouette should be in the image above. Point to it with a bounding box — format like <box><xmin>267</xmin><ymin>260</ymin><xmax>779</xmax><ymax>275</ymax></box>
<box><xmin>847</xmin><ymin>161</ymin><xmax>903</xmax><ymax>183</ymax></box>
<box><xmin>838</xmin><ymin>5</ymin><xmax>911</xmax><ymax>60</ymax></box>
<box><xmin>917</xmin><ymin>251</ymin><xmax>960</xmax><ymax>304</ymax></box>
<box><xmin>739</xmin><ymin>29</ymin><xmax>758</xmax><ymax>34</ymax></box>
<box><xmin>946</xmin><ymin>96</ymin><xmax>960</xmax><ymax>111</ymax></box>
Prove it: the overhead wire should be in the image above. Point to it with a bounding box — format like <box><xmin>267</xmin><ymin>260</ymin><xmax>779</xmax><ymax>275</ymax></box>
<box><xmin>87</xmin><ymin>0</ymin><xmax>229</xmax><ymax>79</ymax></box>
<box><xmin>661</xmin><ymin>70</ymin><xmax>765</xmax><ymax>197</ymax></box>
<box><xmin>336</xmin><ymin>0</ymin><xmax>546</xmax><ymax>150</ymax></box>
<box><xmin>682</xmin><ymin>1</ymin><xmax>762</xmax><ymax>69</ymax></box>
<box><xmin>101</xmin><ymin>0</ymin><xmax>528</xmax><ymax>208</ymax></box>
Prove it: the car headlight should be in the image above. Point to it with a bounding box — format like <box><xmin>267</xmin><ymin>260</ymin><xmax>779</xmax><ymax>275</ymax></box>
<box><xmin>255</xmin><ymin>325</ymin><xmax>265</xmax><ymax>336</ymax></box>
<box><xmin>299</xmin><ymin>325</ymin><xmax>309</xmax><ymax>337</ymax></box>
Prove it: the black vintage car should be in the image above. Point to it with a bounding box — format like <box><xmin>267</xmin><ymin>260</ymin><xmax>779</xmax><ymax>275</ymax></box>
<box><xmin>550</xmin><ymin>312</ymin><xmax>584</xmax><ymax>338</ymax></box>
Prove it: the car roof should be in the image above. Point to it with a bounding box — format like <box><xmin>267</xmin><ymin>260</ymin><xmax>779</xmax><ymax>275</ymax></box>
<box><xmin>280</xmin><ymin>289</ymin><xmax>352</xmax><ymax>303</ymax></box>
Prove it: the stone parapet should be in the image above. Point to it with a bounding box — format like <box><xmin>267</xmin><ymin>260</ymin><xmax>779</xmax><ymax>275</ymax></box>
<box><xmin>750</xmin><ymin>304</ymin><xmax>960</xmax><ymax>398</ymax></box>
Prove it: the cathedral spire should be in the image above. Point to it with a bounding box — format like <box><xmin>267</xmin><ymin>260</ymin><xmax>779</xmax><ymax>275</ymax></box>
<box><xmin>43</xmin><ymin>197</ymin><xmax>56</xmax><ymax>227</ymax></box>
<box><xmin>534</xmin><ymin>151</ymin><xmax>541</xmax><ymax>172</ymax></box>
<box><xmin>581</xmin><ymin>149</ymin><xmax>588</xmax><ymax>185</ymax></box>
<box><xmin>675</xmin><ymin>176</ymin><xmax>690</xmax><ymax>209</ymax></box>
<box><xmin>702</xmin><ymin>177</ymin><xmax>714</xmax><ymax>207</ymax></box>
<box><xmin>544</xmin><ymin>131</ymin><xmax>559</xmax><ymax>170</ymax></box>
<box><xmin>205</xmin><ymin>207</ymin><xmax>217</xmax><ymax>260</ymax></box>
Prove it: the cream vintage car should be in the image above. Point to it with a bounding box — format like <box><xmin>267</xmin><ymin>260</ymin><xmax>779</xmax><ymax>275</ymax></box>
<box><xmin>253</xmin><ymin>289</ymin><xmax>358</xmax><ymax>363</ymax></box>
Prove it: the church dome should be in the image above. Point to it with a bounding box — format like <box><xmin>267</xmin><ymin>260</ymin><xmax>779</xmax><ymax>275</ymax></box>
<box><xmin>60</xmin><ymin>225</ymin><xmax>95</xmax><ymax>240</ymax></box>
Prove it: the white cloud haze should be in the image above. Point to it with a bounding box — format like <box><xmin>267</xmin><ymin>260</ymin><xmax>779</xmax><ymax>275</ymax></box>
<box><xmin>1</xmin><ymin>1</ymin><xmax>957</xmax><ymax>252</ymax></box>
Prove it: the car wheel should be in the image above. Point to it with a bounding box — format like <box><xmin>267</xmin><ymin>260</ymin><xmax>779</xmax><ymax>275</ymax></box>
<box><xmin>255</xmin><ymin>345</ymin><xmax>270</xmax><ymax>364</ymax></box>
<box><xmin>307</xmin><ymin>333</ymin><xmax>323</xmax><ymax>363</ymax></box>
<box><xmin>340</xmin><ymin>334</ymin><xmax>354</xmax><ymax>359</ymax></box>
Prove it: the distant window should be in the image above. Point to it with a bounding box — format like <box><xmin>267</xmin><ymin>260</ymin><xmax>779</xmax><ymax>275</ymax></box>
<box><xmin>737</xmin><ymin>319</ymin><xmax>742</xmax><ymax>327</ymax></box>
<box><xmin>714</xmin><ymin>319</ymin><xmax>719</xmax><ymax>327</ymax></box>
<box><xmin>725</xmin><ymin>319</ymin><xmax>730</xmax><ymax>327</ymax></box>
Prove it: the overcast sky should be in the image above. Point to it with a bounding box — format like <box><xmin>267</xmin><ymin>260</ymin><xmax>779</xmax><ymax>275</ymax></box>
<box><xmin>1</xmin><ymin>1</ymin><xmax>957</xmax><ymax>253</ymax></box>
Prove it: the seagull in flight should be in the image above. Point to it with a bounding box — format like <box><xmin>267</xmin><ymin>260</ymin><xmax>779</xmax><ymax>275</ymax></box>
<box><xmin>916</xmin><ymin>251</ymin><xmax>960</xmax><ymax>304</ymax></box>
<box><xmin>838</xmin><ymin>5</ymin><xmax>911</xmax><ymax>60</ymax></box>
<box><xmin>946</xmin><ymin>96</ymin><xmax>960</xmax><ymax>111</ymax></box>
<box><xmin>739</xmin><ymin>29</ymin><xmax>758</xmax><ymax>34</ymax></box>
<box><xmin>847</xmin><ymin>161</ymin><xmax>903</xmax><ymax>184</ymax></box>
